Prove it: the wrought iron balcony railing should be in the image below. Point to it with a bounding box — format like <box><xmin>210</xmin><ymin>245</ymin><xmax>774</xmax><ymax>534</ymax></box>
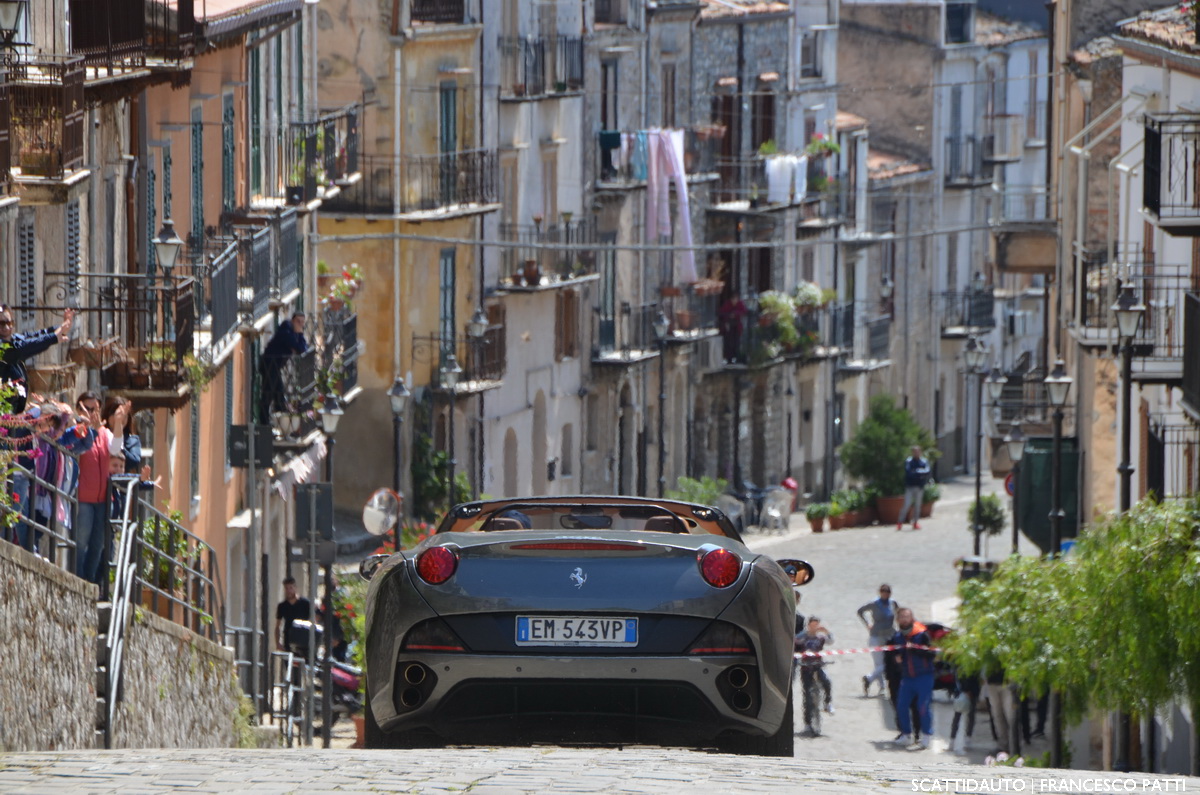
<box><xmin>499</xmin><ymin>35</ymin><xmax>584</xmax><ymax>99</ymax></box>
<box><xmin>68</xmin><ymin>0</ymin><xmax>195</xmax><ymax>73</ymax></box>
<box><xmin>263</xmin><ymin>309</ymin><xmax>359</xmax><ymax>432</ymax></box>
<box><xmin>594</xmin><ymin>301</ymin><xmax>660</xmax><ymax>362</ymax></box>
<box><xmin>7</xmin><ymin>57</ymin><xmax>86</xmax><ymax>181</ymax></box>
<box><xmin>0</xmin><ymin>81</ymin><xmax>10</xmax><ymax>193</ymax></box>
<box><xmin>322</xmin><ymin>150</ymin><xmax>498</xmax><ymax>215</ymax></box>
<box><xmin>499</xmin><ymin>218</ymin><xmax>597</xmax><ymax>288</ymax></box>
<box><xmin>659</xmin><ymin>283</ymin><xmax>722</xmax><ymax>338</ymax></box>
<box><xmin>1183</xmin><ymin>293</ymin><xmax>1200</xmax><ymax>420</ymax></box>
<box><xmin>1077</xmin><ymin>254</ymin><xmax>1114</xmax><ymax>330</ymax></box>
<box><xmin>944</xmin><ymin>135</ymin><xmax>989</xmax><ymax>187</ymax></box>
<box><xmin>285</xmin><ymin>104</ymin><xmax>364</xmax><ymax>206</ymax></box>
<box><xmin>1143</xmin><ymin>113</ymin><xmax>1200</xmax><ymax>236</ymax></box>
<box><xmin>937</xmin><ymin>287</ymin><xmax>996</xmax><ymax>330</ymax></box>
<box><xmin>1127</xmin><ymin>266</ymin><xmax>1190</xmax><ymax>373</ymax></box>
<box><xmin>411</xmin><ymin>330</ymin><xmax>506</xmax><ymax>389</ymax></box>
<box><xmin>411</xmin><ymin>0</ymin><xmax>470</xmax><ymax>24</ymax></box>
<box><xmin>990</xmin><ymin>184</ymin><xmax>1052</xmax><ymax>224</ymax></box>
<box><xmin>598</xmin><ymin>126</ymin><xmax>721</xmax><ymax>186</ymax></box>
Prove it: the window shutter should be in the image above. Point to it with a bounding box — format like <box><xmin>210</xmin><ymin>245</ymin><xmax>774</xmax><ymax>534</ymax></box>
<box><xmin>66</xmin><ymin>200</ymin><xmax>81</xmax><ymax>303</ymax></box>
<box><xmin>17</xmin><ymin>218</ymin><xmax>36</xmax><ymax>325</ymax></box>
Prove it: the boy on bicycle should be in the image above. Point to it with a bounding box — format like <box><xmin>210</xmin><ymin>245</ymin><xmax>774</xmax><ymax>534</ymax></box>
<box><xmin>795</xmin><ymin>616</ymin><xmax>835</xmax><ymax>732</ymax></box>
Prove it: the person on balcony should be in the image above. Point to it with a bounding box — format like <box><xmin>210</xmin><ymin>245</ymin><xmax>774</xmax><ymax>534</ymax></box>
<box><xmin>0</xmin><ymin>305</ymin><xmax>74</xmax><ymax>415</ymax></box>
<box><xmin>258</xmin><ymin>312</ymin><xmax>308</xmax><ymax>425</ymax></box>
<box><xmin>717</xmin><ymin>292</ymin><xmax>747</xmax><ymax>364</ymax></box>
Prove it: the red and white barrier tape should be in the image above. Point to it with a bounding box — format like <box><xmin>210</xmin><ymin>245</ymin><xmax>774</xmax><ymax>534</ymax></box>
<box><xmin>793</xmin><ymin>643</ymin><xmax>941</xmax><ymax>660</ymax></box>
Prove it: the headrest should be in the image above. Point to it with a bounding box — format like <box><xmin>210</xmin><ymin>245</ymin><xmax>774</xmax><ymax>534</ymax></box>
<box><xmin>487</xmin><ymin>517</ymin><xmax>526</xmax><ymax>531</ymax></box>
<box><xmin>644</xmin><ymin>515</ymin><xmax>681</xmax><ymax>533</ymax></box>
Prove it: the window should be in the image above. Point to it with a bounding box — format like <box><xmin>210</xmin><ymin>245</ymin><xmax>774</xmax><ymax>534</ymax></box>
<box><xmin>800</xmin><ymin>30</ymin><xmax>821</xmax><ymax>79</ymax></box>
<box><xmin>945</xmin><ymin>2</ymin><xmax>973</xmax><ymax>45</ymax></box>
<box><xmin>222</xmin><ymin>93</ymin><xmax>236</xmax><ymax>216</ymax></box>
<box><xmin>561</xmin><ymin>424</ymin><xmax>574</xmax><ymax>477</ymax></box>
<box><xmin>191</xmin><ymin>105</ymin><xmax>204</xmax><ymax>249</ymax></box>
<box><xmin>662</xmin><ymin>64</ymin><xmax>676</xmax><ymax>128</ymax></box>
<box><xmin>601</xmin><ymin>61</ymin><xmax>618</xmax><ymax>131</ymax></box>
<box><xmin>162</xmin><ymin>142</ymin><xmax>172</xmax><ymax>219</ymax></box>
<box><xmin>17</xmin><ymin>216</ymin><xmax>36</xmax><ymax>325</ymax></box>
<box><xmin>751</xmin><ymin>90</ymin><xmax>775</xmax><ymax>151</ymax></box>
<box><xmin>439</xmin><ymin>248</ymin><xmax>456</xmax><ymax>368</ymax></box>
<box><xmin>596</xmin><ymin>0</ymin><xmax>625</xmax><ymax>25</ymax></box>
<box><xmin>555</xmin><ymin>288</ymin><xmax>580</xmax><ymax>360</ymax></box>
<box><xmin>541</xmin><ymin>151</ymin><xmax>558</xmax><ymax>226</ymax></box>
<box><xmin>250</xmin><ymin>45</ymin><xmax>262</xmax><ymax>195</ymax></box>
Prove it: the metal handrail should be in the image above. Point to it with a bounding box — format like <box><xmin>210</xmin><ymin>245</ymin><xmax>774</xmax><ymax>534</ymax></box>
<box><xmin>3</xmin><ymin>432</ymin><xmax>81</xmax><ymax>575</ymax></box>
<box><xmin>103</xmin><ymin>477</ymin><xmax>143</xmax><ymax>749</ymax></box>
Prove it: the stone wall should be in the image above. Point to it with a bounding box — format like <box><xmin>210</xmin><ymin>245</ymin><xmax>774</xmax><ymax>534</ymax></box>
<box><xmin>112</xmin><ymin>608</ymin><xmax>239</xmax><ymax>749</ymax></box>
<box><xmin>0</xmin><ymin>543</ymin><xmax>98</xmax><ymax>752</ymax></box>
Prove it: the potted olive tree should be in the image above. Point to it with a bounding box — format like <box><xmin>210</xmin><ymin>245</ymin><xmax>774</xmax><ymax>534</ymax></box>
<box><xmin>840</xmin><ymin>395</ymin><xmax>937</xmax><ymax>525</ymax></box>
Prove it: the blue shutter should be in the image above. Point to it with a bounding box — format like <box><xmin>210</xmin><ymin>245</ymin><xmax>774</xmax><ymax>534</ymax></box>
<box><xmin>438</xmin><ymin>248</ymin><xmax>456</xmax><ymax>368</ymax></box>
<box><xmin>191</xmin><ymin>105</ymin><xmax>204</xmax><ymax>250</ymax></box>
<box><xmin>17</xmin><ymin>217</ymin><xmax>36</xmax><ymax>325</ymax></box>
<box><xmin>66</xmin><ymin>200</ymin><xmax>80</xmax><ymax>303</ymax></box>
<box><xmin>222</xmin><ymin>93</ymin><xmax>235</xmax><ymax>216</ymax></box>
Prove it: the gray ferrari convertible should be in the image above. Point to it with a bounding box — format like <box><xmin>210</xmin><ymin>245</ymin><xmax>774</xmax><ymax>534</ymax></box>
<box><xmin>359</xmin><ymin>496</ymin><xmax>813</xmax><ymax>755</ymax></box>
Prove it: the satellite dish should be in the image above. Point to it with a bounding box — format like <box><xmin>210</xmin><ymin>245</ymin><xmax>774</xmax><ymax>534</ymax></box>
<box><xmin>362</xmin><ymin>488</ymin><xmax>401</xmax><ymax>537</ymax></box>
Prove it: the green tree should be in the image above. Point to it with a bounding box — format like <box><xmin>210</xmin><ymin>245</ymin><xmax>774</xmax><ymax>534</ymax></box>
<box><xmin>945</xmin><ymin>496</ymin><xmax>1200</xmax><ymax>763</ymax></box>
<box><xmin>665</xmin><ymin>476</ymin><xmax>728</xmax><ymax>507</ymax></box>
<box><xmin>839</xmin><ymin>394</ymin><xmax>936</xmax><ymax>496</ymax></box>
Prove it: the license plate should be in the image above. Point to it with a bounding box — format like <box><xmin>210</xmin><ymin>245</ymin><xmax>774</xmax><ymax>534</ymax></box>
<box><xmin>515</xmin><ymin>616</ymin><xmax>638</xmax><ymax>647</ymax></box>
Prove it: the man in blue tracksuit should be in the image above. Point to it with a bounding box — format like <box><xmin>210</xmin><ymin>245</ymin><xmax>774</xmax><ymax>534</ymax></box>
<box><xmin>890</xmin><ymin>607</ymin><xmax>937</xmax><ymax>748</ymax></box>
<box><xmin>897</xmin><ymin>446</ymin><xmax>931</xmax><ymax>529</ymax></box>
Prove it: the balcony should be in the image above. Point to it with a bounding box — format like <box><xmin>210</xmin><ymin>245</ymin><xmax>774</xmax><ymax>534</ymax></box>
<box><xmin>499</xmin><ymin>218</ymin><xmax>598</xmax><ymax>289</ymax></box>
<box><xmin>982</xmin><ymin>115</ymin><xmax>1023</xmax><ymax>163</ymax></box>
<box><xmin>938</xmin><ymin>286</ymin><xmax>996</xmax><ymax>336</ymax></box>
<box><xmin>411</xmin><ymin>330</ymin><xmax>505</xmax><ymax>395</ymax></box>
<box><xmin>321</xmin><ymin>150</ymin><xmax>498</xmax><ymax>217</ymax></box>
<box><xmin>284</xmin><ymin>104</ymin><xmax>365</xmax><ymax>208</ymax></box>
<box><xmin>1127</xmin><ymin>265</ymin><xmax>1189</xmax><ymax>386</ymax></box>
<box><xmin>597</xmin><ymin>126</ymin><xmax>720</xmax><ymax>188</ymax></box>
<box><xmin>944</xmin><ymin>135</ymin><xmax>989</xmax><ymax>187</ymax></box>
<box><xmin>1075</xmin><ymin>253</ymin><xmax>1115</xmax><ymax>342</ymax></box>
<box><xmin>69</xmin><ymin>0</ymin><xmax>194</xmax><ymax>77</ymax></box>
<box><xmin>594</xmin><ymin>301</ymin><xmax>661</xmax><ymax>364</ymax></box>
<box><xmin>990</xmin><ymin>184</ymin><xmax>1055</xmax><ymax>274</ymax></box>
<box><xmin>1183</xmin><ymin>293</ymin><xmax>1200</xmax><ymax>422</ymax></box>
<box><xmin>499</xmin><ymin>36</ymin><xmax>584</xmax><ymax>100</ymax></box>
<box><xmin>91</xmin><ymin>274</ymin><xmax>196</xmax><ymax>410</ymax></box>
<box><xmin>1143</xmin><ymin>113</ymin><xmax>1200</xmax><ymax>236</ymax></box>
<box><xmin>1</xmin><ymin>81</ymin><xmax>10</xmax><ymax>196</ymax></box>
<box><xmin>659</xmin><ymin>282</ymin><xmax>723</xmax><ymax>340</ymax></box>
<box><xmin>266</xmin><ymin>308</ymin><xmax>361</xmax><ymax>439</ymax></box>
<box><xmin>411</xmin><ymin>0</ymin><xmax>473</xmax><ymax>25</ymax></box>
<box><xmin>6</xmin><ymin>57</ymin><xmax>87</xmax><ymax>200</ymax></box>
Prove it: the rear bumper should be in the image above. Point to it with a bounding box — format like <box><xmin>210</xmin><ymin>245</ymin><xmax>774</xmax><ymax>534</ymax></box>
<box><xmin>372</xmin><ymin>652</ymin><xmax>782</xmax><ymax>743</ymax></box>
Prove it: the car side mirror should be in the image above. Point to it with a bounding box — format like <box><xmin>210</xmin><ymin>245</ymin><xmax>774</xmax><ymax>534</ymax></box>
<box><xmin>776</xmin><ymin>558</ymin><xmax>814</xmax><ymax>586</ymax></box>
<box><xmin>359</xmin><ymin>553</ymin><xmax>390</xmax><ymax>582</ymax></box>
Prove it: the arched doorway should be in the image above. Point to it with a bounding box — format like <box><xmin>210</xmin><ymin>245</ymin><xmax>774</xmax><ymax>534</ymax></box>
<box><xmin>533</xmin><ymin>390</ymin><xmax>548</xmax><ymax>494</ymax></box>
<box><xmin>503</xmin><ymin>428</ymin><xmax>518</xmax><ymax>497</ymax></box>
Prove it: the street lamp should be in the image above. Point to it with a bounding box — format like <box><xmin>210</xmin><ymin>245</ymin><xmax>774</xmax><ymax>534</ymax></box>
<box><xmin>387</xmin><ymin>375</ymin><xmax>410</xmax><ymax>552</ymax></box>
<box><xmin>441</xmin><ymin>352</ymin><xmax>462</xmax><ymax>509</ymax></box>
<box><xmin>467</xmin><ymin>309</ymin><xmax>488</xmax><ymax>499</ymax></box>
<box><xmin>315</xmin><ymin>392</ymin><xmax>343</xmax><ymax>749</ymax></box>
<box><xmin>1112</xmin><ymin>283</ymin><xmax>1144</xmax><ymax>513</ymax></box>
<box><xmin>0</xmin><ymin>0</ymin><xmax>25</xmax><ymax>47</ymax></box>
<box><xmin>653</xmin><ymin>308</ymin><xmax>670</xmax><ymax>497</ymax></box>
<box><xmin>1004</xmin><ymin>424</ymin><xmax>1025</xmax><ymax>555</ymax></box>
<box><xmin>153</xmin><ymin>219</ymin><xmax>185</xmax><ymax>343</ymax></box>
<box><xmin>1110</xmin><ymin>282</ymin><xmax>1142</xmax><ymax>774</ymax></box>
<box><xmin>1044</xmin><ymin>356</ymin><xmax>1073</xmax><ymax>770</ymax></box>
<box><xmin>964</xmin><ymin>337</ymin><xmax>989</xmax><ymax>555</ymax></box>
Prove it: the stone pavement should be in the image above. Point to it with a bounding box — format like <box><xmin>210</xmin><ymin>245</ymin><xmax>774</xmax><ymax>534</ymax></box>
<box><xmin>0</xmin><ymin>746</ymin><xmax>1194</xmax><ymax>793</ymax></box>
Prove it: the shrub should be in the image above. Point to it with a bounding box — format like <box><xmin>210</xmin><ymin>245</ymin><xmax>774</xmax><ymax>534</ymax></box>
<box><xmin>666</xmin><ymin>475</ymin><xmax>728</xmax><ymax>507</ymax></box>
<box><xmin>840</xmin><ymin>395</ymin><xmax>937</xmax><ymax>497</ymax></box>
<box><xmin>923</xmin><ymin>481</ymin><xmax>942</xmax><ymax>503</ymax></box>
<box><xmin>969</xmin><ymin>493</ymin><xmax>1006</xmax><ymax>537</ymax></box>
<box><xmin>805</xmin><ymin>502</ymin><xmax>830</xmax><ymax>520</ymax></box>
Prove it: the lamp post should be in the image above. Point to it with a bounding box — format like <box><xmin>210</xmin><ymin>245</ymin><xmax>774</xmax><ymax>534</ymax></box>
<box><xmin>153</xmin><ymin>218</ymin><xmax>185</xmax><ymax>342</ymax></box>
<box><xmin>653</xmin><ymin>308</ymin><xmax>670</xmax><ymax>497</ymax></box>
<box><xmin>984</xmin><ymin>365</ymin><xmax>1007</xmax><ymax>541</ymax></box>
<box><xmin>316</xmin><ymin>393</ymin><xmax>342</xmax><ymax>749</ymax></box>
<box><xmin>467</xmin><ymin>308</ymin><xmax>488</xmax><ymax>499</ymax></box>
<box><xmin>964</xmin><ymin>336</ymin><xmax>989</xmax><ymax>556</ymax></box>
<box><xmin>0</xmin><ymin>0</ymin><xmax>25</xmax><ymax>48</ymax></box>
<box><xmin>387</xmin><ymin>375</ymin><xmax>410</xmax><ymax>552</ymax></box>
<box><xmin>441</xmin><ymin>353</ymin><xmax>462</xmax><ymax>509</ymax></box>
<box><xmin>1111</xmin><ymin>282</ymin><xmax>1143</xmax><ymax>772</ymax></box>
<box><xmin>1044</xmin><ymin>357</ymin><xmax>1072</xmax><ymax>771</ymax></box>
<box><xmin>1004</xmin><ymin>424</ymin><xmax>1025</xmax><ymax>555</ymax></box>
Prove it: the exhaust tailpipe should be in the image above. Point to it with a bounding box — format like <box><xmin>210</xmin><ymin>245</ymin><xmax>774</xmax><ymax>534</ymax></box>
<box><xmin>400</xmin><ymin>687</ymin><xmax>423</xmax><ymax>708</ymax></box>
<box><xmin>727</xmin><ymin>667</ymin><xmax>750</xmax><ymax>689</ymax></box>
<box><xmin>404</xmin><ymin>664</ymin><xmax>427</xmax><ymax>685</ymax></box>
<box><xmin>731</xmin><ymin>690</ymin><xmax>753</xmax><ymax>711</ymax></box>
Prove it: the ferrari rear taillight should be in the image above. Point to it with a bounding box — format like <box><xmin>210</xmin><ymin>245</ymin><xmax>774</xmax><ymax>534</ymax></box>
<box><xmin>688</xmin><ymin>622</ymin><xmax>753</xmax><ymax>655</ymax></box>
<box><xmin>401</xmin><ymin>619</ymin><xmax>466</xmax><ymax>652</ymax></box>
<box><xmin>416</xmin><ymin>546</ymin><xmax>458</xmax><ymax>584</ymax></box>
<box><xmin>699</xmin><ymin>548</ymin><xmax>741</xmax><ymax>588</ymax></box>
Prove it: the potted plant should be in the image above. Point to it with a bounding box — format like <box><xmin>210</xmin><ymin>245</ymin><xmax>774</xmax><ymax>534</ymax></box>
<box><xmin>968</xmin><ymin>493</ymin><xmax>1007</xmax><ymax>542</ymax></box>
<box><xmin>805</xmin><ymin>502</ymin><xmax>829</xmax><ymax>533</ymax></box>
<box><xmin>804</xmin><ymin>133</ymin><xmax>841</xmax><ymax>158</ymax></box>
<box><xmin>523</xmin><ymin>258</ymin><xmax>541</xmax><ymax>287</ymax></box>
<box><xmin>827</xmin><ymin>501</ymin><xmax>846</xmax><ymax>530</ymax></box>
<box><xmin>840</xmin><ymin>394</ymin><xmax>937</xmax><ymax>525</ymax></box>
<box><xmin>921</xmin><ymin>481</ymin><xmax>942</xmax><ymax>518</ymax></box>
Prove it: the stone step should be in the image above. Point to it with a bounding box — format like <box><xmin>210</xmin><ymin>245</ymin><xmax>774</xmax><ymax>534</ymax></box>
<box><xmin>95</xmin><ymin>696</ymin><xmax>106</xmax><ymax>730</ymax></box>
<box><xmin>96</xmin><ymin>634</ymin><xmax>109</xmax><ymax>667</ymax></box>
<box><xmin>96</xmin><ymin>666</ymin><xmax>108</xmax><ymax>698</ymax></box>
<box><xmin>96</xmin><ymin>601</ymin><xmax>113</xmax><ymax>633</ymax></box>
<box><xmin>93</xmin><ymin>729</ymin><xmax>105</xmax><ymax>749</ymax></box>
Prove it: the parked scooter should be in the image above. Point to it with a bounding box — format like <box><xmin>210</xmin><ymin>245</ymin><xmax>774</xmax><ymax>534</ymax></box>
<box><xmin>289</xmin><ymin>619</ymin><xmax>363</xmax><ymax>726</ymax></box>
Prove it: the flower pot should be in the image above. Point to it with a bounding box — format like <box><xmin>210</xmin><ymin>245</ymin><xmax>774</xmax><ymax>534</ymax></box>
<box><xmin>130</xmin><ymin>370</ymin><xmax>152</xmax><ymax>390</ymax></box>
<box><xmin>352</xmin><ymin>713</ymin><xmax>366</xmax><ymax>748</ymax></box>
<box><xmin>920</xmin><ymin>500</ymin><xmax>934</xmax><ymax>518</ymax></box>
<box><xmin>660</xmin><ymin>285</ymin><xmax>683</xmax><ymax>297</ymax></box>
<box><xmin>874</xmin><ymin>495</ymin><xmax>905</xmax><ymax>525</ymax></box>
<box><xmin>827</xmin><ymin>514</ymin><xmax>844</xmax><ymax>530</ymax></box>
<box><xmin>523</xmin><ymin>259</ymin><xmax>541</xmax><ymax>287</ymax></box>
<box><xmin>675</xmin><ymin>309</ymin><xmax>696</xmax><ymax>331</ymax></box>
<box><xmin>808</xmin><ymin>517</ymin><xmax>825</xmax><ymax>534</ymax></box>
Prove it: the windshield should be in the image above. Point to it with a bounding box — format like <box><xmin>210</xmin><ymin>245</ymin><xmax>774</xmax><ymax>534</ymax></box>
<box><xmin>443</xmin><ymin>502</ymin><xmax>733</xmax><ymax>538</ymax></box>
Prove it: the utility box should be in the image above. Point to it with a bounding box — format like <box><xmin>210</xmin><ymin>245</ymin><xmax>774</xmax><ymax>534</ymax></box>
<box><xmin>1015</xmin><ymin>436</ymin><xmax>1080</xmax><ymax>555</ymax></box>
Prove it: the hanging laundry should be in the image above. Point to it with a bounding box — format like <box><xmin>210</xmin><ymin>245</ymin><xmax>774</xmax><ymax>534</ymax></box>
<box><xmin>632</xmin><ymin>131</ymin><xmax>648</xmax><ymax>181</ymax></box>
<box><xmin>765</xmin><ymin>155</ymin><xmax>792</xmax><ymax>204</ymax></box>
<box><xmin>645</xmin><ymin>129</ymin><xmax>697</xmax><ymax>284</ymax></box>
<box><xmin>793</xmin><ymin>154</ymin><xmax>809</xmax><ymax>204</ymax></box>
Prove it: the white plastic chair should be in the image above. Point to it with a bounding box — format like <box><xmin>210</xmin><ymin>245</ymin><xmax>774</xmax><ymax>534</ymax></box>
<box><xmin>759</xmin><ymin>488</ymin><xmax>795</xmax><ymax>534</ymax></box>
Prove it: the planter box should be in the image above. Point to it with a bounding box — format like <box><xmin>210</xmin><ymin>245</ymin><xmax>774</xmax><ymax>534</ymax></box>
<box><xmin>920</xmin><ymin>500</ymin><xmax>934</xmax><ymax>518</ymax></box>
<box><xmin>875</xmin><ymin>495</ymin><xmax>904</xmax><ymax>525</ymax></box>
